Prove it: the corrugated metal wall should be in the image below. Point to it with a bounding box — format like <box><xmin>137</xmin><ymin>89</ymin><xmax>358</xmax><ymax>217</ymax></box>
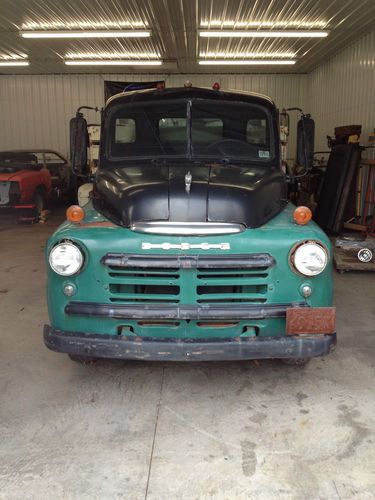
<box><xmin>0</xmin><ymin>73</ymin><xmax>306</xmax><ymax>158</ymax></box>
<box><xmin>307</xmin><ymin>29</ymin><xmax>375</xmax><ymax>157</ymax></box>
<box><xmin>3</xmin><ymin>24</ymin><xmax>374</xmax><ymax>160</ymax></box>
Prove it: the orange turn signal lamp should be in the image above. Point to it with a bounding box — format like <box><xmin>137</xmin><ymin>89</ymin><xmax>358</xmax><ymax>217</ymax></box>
<box><xmin>66</xmin><ymin>205</ymin><xmax>85</xmax><ymax>223</ymax></box>
<box><xmin>293</xmin><ymin>206</ymin><xmax>312</xmax><ymax>225</ymax></box>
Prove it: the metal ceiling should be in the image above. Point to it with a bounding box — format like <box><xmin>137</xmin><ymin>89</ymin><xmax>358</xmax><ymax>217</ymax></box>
<box><xmin>0</xmin><ymin>0</ymin><xmax>374</xmax><ymax>74</ymax></box>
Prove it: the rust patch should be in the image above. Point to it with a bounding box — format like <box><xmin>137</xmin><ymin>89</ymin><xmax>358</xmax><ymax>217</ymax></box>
<box><xmin>286</xmin><ymin>307</ymin><xmax>336</xmax><ymax>335</ymax></box>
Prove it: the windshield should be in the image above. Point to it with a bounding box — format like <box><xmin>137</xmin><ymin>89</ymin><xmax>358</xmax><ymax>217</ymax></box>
<box><xmin>108</xmin><ymin>98</ymin><xmax>273</xmax><ymax>162</ymax></box>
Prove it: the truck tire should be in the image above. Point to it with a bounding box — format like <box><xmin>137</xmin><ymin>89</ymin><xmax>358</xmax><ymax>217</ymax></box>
<box><xmin>281</xmin><ymin>358</ymin><xmax>311</xmax><ymax>366</ymax></box>
<box><xmin>68</xmin><ymin>354</ymin><xmax>97</xmax><ymax>364</ymax></box>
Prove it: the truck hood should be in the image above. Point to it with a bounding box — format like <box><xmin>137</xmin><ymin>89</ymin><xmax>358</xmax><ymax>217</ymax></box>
<box><xmin>94</xmin><ymin>161</ymin><xmax>287</xmax><ymax>228</ymax></box>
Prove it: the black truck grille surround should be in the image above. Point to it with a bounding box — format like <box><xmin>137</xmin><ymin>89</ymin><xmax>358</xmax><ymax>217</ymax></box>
<box><xmin>102</xmin><ymin>253</ymin><xmax>275</xmax><ymax>306</ymax></box>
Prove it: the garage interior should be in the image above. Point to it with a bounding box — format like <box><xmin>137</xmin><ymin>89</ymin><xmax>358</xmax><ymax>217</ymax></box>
<box><xmin>1</xmin><ymin>0</ymin><xmax>375</xmax><ymax>498</ymax></box>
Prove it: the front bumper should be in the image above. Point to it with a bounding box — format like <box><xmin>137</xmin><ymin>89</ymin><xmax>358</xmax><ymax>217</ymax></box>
<box><xmin>44</xmin><ymin>325</ymin><xmax>336</xmax><ymax>361</ymax></box>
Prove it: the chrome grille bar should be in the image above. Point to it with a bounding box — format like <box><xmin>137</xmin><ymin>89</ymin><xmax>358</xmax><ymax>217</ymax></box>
<box><xmin>130</xmin><ymin>221</ymin><xmax>245</xmax><ymax>235</ymax></box>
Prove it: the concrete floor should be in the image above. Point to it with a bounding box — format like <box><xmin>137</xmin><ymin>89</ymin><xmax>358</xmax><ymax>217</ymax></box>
<box><xmin>0</xmin><ymin>213</ymin><xmax>374</xmax><ymax>500</ymax></box>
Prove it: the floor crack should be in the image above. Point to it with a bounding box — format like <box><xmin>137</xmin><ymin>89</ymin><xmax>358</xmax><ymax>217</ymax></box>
<box><xmin>144</xmin><ymin>366</ymin><xmax>165</xmax><ymax>499</ymax></box>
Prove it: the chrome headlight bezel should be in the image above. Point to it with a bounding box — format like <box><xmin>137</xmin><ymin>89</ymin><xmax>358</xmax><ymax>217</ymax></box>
<box><xmin>48</xmin><ymin>241</ymin><xmax>84</xmax><ymax>276</ymax></box>
<box><xmin>289</xmin><ymin>241</ymin><xmax>328</xmax><ymax>277</ymax></box>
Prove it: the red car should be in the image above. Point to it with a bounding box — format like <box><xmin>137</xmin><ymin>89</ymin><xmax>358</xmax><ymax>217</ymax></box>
<box><xmin>0</xmin><ymin>150</ymin><xmax>73</xmax><ymax>218</ymax></box>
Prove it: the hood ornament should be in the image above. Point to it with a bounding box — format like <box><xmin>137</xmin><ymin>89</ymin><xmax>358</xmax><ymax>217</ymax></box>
<box><xmin>185</xmin><ymin>171</ymin><xmax>192</xmax><ymax>194</ymax></box>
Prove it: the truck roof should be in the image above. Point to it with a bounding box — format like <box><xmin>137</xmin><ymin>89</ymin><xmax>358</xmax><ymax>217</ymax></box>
<box><xmin>105</xmin><ymin>86</ymin><xmax>276</xmax><ymax>109</ymax></box>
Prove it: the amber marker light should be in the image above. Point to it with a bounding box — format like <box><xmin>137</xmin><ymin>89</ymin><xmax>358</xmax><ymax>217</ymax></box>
<box><xmin>293</xmin><ymin>206</ymin><xmax>312</xmax><ymax>225</ymax></box>
<box><xmin>66</xmin><ymin>205</ymin><xmax>85</xmax><ymax>223</ymax></box>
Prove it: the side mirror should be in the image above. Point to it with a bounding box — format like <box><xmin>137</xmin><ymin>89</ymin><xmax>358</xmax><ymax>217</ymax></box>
<box><xmin>69</xmin><ymin>112</ymin><xmax>88</xmax><ymax>175</ymax></box>
<box><xmin>297</xmin><ymin>114</ymin><xmax>315</xmax><ymax>171</ymax></box>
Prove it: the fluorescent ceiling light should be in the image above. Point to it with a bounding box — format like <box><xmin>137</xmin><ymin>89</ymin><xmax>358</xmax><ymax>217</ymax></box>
<box><xmin>22</xmin><ymin>21</ymin><xmax>147</xmax><ymax>29</ymax></box>
<box><xmin>65</xmin><ymin>51</ymin><xmax>160</xmax><ymax>59</ymax></box>
<box><xmin>200</xmin><ymin>51</ymin><xmax>297</xmax><ymax>58</ymax></box>
<box><xmin>199</xmin><ymin>30</ymin><xmax>328</xmax><ymax>38</ymax></box>
<box><xmin>200</xmin><ymin>20</ymin><xmax>328</xmax><ymax>28</ymax></box>
<box><xmin>65</xmin><ymin>60</ymin><xmax>162</xmax><ymax>66</ymax></box>
<box><xmin>0</xmin><ymin>61</ymin><xmax>29</xmax><ymax>66</ymax></box>
<box><xmin>199</xmin><ymin>60</ymin><xmax>296</xmax><ymax>65</ymax></box>
<box><xmin>21</xmin><ymin>30</ymin><xmax>151</xmax><ymax>38</ymax></box>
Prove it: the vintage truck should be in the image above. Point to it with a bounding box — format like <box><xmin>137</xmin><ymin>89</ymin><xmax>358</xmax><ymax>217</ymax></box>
<box><xmin>44</xmin><ymin>85</ymin><xmax>336</xmax><ymax>365</ymax></box>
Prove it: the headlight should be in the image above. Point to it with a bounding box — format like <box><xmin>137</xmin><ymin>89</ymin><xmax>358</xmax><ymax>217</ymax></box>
<box><xmin>290</xmin><ymin>241</ymin><xmax>328</xmax><ymax>276</ymax></box>
<box><xmin>49</xmin><ymin>242</ymin><xmax>83</xmax><ymax>276</ymax></box>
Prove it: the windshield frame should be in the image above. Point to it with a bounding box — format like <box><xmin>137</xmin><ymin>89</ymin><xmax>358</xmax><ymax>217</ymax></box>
<box><xmin>104</xmin><ymin>97</ymin><xmax>276</xmax><ymax>165</ymax></box>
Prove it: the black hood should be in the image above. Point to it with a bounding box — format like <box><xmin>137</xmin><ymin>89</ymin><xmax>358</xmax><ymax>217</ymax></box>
<box><xmin>94</xmin><ymin>161</ymin><xmax>287</xmax><ymax>228</ymax></box>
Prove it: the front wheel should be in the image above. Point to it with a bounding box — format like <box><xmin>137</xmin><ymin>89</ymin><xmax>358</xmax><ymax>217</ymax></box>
<box><xmin>68</xmin><ymin>354</ymin><xmax>97</xmax><ymax>364</ymax></box>
<box><xmin>281</xmin><ymin>358</ymin><xmax>311</xmax><ymax>366</ymax></box>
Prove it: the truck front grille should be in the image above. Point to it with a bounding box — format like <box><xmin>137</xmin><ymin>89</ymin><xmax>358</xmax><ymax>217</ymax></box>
<box><xmin>108</xmin><ymin>267</ymin><xmax>180</xmax><ymax>303</ymax></box>
<box><xmin>103</xmin><ymin>253</ymin><xmax>274</xmax><ymax>306</ymax></box>
<box><xmin>196</xmin><ymin>268</ymin><xmax>268</xmax><ymax>303</ymax></box>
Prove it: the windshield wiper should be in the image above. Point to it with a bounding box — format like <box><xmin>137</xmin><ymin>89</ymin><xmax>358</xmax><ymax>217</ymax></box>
<box><xmin>192</xmin><ymin>155</ymin><xmax>261</xmax><ymax>165</ymax></box>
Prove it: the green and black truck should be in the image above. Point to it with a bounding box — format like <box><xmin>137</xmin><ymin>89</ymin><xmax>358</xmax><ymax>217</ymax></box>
<box><xmin>44</xmin><ymin>85</ymin><xmax>336</xmax><ymax>365</ymax></box>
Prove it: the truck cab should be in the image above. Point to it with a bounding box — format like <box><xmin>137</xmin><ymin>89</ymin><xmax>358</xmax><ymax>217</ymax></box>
<box><xmin>44</xmin><ymin>86</ymin><xmax>336</xmax><ymax>364</ymax></box>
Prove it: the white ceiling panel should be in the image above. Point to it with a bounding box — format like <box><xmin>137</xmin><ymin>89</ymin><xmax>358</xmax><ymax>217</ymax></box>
<box><xmin>0</xmin><ymin>0</ymin><xmax>374</xmax><ymax>74</ymax></box>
